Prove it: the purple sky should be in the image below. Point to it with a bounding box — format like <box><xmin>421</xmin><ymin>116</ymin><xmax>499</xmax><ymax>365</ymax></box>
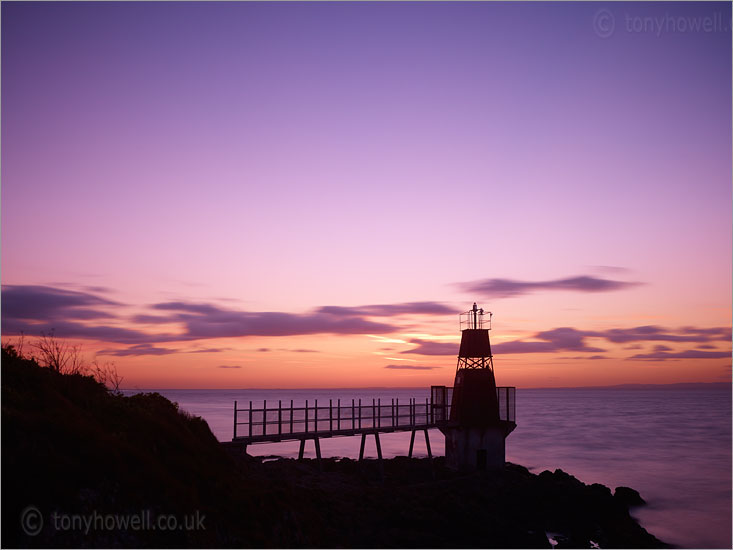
<box><xmin>2</xmin><ymin>2</ymin><xmax>730</xmax><ymax>387</ymax></box>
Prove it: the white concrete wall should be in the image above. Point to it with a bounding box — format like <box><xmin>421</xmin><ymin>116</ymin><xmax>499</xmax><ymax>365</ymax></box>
<box><xmin>445</xmin><ymin>427</ymin><xmax>506</xmax><ymax>470</ymax></box>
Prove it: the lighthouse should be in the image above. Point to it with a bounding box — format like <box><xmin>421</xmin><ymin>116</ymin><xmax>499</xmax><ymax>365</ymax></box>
<box><xmin>439</xmin><ymin>303</ymin><xmax>516</xmax><ymax>470</ymax></box>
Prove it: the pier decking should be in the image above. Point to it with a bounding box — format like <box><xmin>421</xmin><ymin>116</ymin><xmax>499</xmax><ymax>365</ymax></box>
<box><xmin>231</xmin><ymin>386</ymin><xmax>515</xmax><ymax>463</ymax></box>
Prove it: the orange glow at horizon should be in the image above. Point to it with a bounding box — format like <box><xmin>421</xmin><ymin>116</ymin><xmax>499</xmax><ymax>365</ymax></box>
<box><xmin>10</xmin><ymin>314</ymin><xmax>726</xmax><ymax>390</ymax></box>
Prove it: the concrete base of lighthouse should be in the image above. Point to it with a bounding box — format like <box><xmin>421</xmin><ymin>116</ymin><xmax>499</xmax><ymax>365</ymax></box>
<box><xmin>443</xmin><ymin>422</ymin><xmax>515</xmax><ymax>470</ymax></box>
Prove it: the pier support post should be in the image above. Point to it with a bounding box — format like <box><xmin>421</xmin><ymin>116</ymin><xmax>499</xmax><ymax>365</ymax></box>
<box><xmin>358</xmin><ymin>432</ymin><xmax>383</xmax><ymax>461</ymax></box>
<box><xmin>297</xmin><ymin>437</ymin><xmax>322</xmax><ymax>470</ymax></box>
<box><xmin>358</xmin><ymin>432</ymin><xmax>384</xmax><ymax>479</ymax></box>
<box><xmin>314</xmin><ymin>437</ymin><xmax>322</xmax><ymax>461</ymax></box>
<box><xmin>314</xmin><ymin>436</ymin><xmax>322</xmax><ymax>471</ymax></box>
<box><xmin>407</xmin><ymin>429</ymin><xmax>433</xmax><ymax>461</ymax></box>
<box><xmin>375</xmin><ymin>432</ymin><xmax>384</xmax><ymax>478</ymax></box>
<box><xmin>359</xmin><ymin>433</ymin><xmax>367</xmax><ymax>461</ymax></box>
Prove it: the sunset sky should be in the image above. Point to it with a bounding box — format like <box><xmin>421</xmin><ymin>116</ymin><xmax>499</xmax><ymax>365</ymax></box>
<box><xmin>2</xmin><ymin>2</ymin><xmax>731</xmax><ymax>389</ymax></box>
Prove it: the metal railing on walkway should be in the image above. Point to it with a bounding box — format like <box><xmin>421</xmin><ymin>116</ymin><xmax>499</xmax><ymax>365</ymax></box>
<box><xmin>234</xmin><ymin>397</ymin><xmax>436</xmax><ymax>441</ymax></box>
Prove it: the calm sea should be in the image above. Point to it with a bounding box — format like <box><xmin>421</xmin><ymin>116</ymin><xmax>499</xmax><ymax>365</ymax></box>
<box><xmin>124</xmin><ymin>387</ymin><xmax>732</xmax><ymax>549</ymax></box>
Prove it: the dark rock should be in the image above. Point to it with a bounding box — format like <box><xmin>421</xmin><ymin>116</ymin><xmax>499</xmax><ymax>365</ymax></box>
<box><xmin>615</xmin><ymin>486</ymin><xmax>647</xmax><ymax>507</ymax></box>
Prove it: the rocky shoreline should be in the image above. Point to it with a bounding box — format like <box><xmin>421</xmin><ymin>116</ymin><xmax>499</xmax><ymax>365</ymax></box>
<box><xmin>223</xmin><ymin>449</ymin><xmax>666</xmax><ymax>548</ymax></box>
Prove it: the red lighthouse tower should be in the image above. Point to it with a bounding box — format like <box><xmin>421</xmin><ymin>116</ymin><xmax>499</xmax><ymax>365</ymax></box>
<box><xmin>440</xmin><ymin>303</ymin><xmax>516</xmax><ymax>470</ymax></box>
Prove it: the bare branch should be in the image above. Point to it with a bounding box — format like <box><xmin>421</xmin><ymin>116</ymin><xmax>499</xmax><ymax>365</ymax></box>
<box><xmin>16</xmin><ymin>332</ymin><xmax>26</xmax><ymax>359</ymax></box>
<box><xmin>32</xmin><ymin>331</ymin><xmax>87</xmax><ymax>375</ymax></box>
<box><xmin>67</xmin><ymin>344</ymin><xmax>86</xmax><ymax>376</ymax></box>
<box><xmin>90</xmin><ymin>358</ymin><xmax>124</xmax><ymax>394</ymax></box>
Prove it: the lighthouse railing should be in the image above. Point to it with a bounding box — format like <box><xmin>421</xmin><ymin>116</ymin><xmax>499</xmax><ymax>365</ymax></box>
<box><xmin>496</xmin><ymin>386</ymin><xmax>516</xmax><ymax>423</ymax></box>
<box><xmin>429</xmin><ymin>385</ymin><xmax>515</xmax><ymax>424</ymax></box>
<box><xmin>459</xmin><ymin>312</ymin><xmax>491</xmax><ymax>331</ymax></box>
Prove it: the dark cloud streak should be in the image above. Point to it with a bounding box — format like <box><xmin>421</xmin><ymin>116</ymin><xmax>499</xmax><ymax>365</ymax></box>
<box><xmin>3</xmin><ymin>319</ymin><xmax>181</xmax><ymax>345</ymax></box>
<box><xmin>2</xmin><ymin>286</ymin><xmax>404</xmax><ymax>344</ymax></box>
<box><xmin>600</xmin><ymin>325</ymin><xmax>731</xmax><ymax>343</ymax></box>
<box><xmin>384</xmin><ymin>364</ymin><xmax>438</xmax><ymax>370</ymax></box>
<box><xmin>458</xmin><ymin>275</ymin><xmax>641</xmax><ymax>298</ymax></box>
<box><xmin>318</xmin><ymin>302</ymin><xmax>454</xmax><ymax>317</ymax></box>
<box><xmin>401</xmin><ymin>325</ymin><xmax>731</xmax><ymax>358</ymax></box>
<box><xmin>98</xmin><ymin>344</ymin><xmax>179</xmax><ymax>357</ymax></box>
<box><xmin>629</xmin><ymin>349</ymin><xmax>731</xmax><ymax>360</ymax></box>
<box><xmin>494</xmin><ymin>328</ymin><xmax>606</xmax><ymax>354</ymax></box>
<box><xmin>2</xmin><ymin>285</ymin><xmax>119</xmax><ymax>321</ymax></box>
<box><xmin>401</xmin><ymin>339</ymin><xmax>457</xmax><ymax>356</ymax></box>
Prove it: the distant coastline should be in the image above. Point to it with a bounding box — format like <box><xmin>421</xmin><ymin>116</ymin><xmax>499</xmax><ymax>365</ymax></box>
<box><xmin>121</xmin><ymin>381</ymin><xmax>731</xmax><ymax>391</ymax></box>
<box><xmin>526</xmin><ymin>381</ymin><xmax>731</xmax><ymax>391</ymax></box>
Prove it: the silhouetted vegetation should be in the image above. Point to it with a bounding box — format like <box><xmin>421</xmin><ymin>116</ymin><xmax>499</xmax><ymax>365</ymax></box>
<box><xmin>32</xmin><ymin>331</ymin><xmax>86</xmax><ymax>375</ymax></box>
<box><xmin>4</xmin><ymin>332</ymin><xmax>123</xmax><ymax>391</ymax></box>
<box><xmin>2</xmin><ymin>347</ymin><xmax>666</xmax><ymax>548</ymax></box>
<box><xmin>2</xmin><ymin>346</ymin><xmax>268</xmax><ymax>547</ymax></box>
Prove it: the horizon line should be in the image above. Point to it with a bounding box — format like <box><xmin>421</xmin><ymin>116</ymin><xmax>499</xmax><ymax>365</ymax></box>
<box><xmin>120</xmin><ymin>381</ymin><xmax>731</xmax><ymax>392</ymax></box>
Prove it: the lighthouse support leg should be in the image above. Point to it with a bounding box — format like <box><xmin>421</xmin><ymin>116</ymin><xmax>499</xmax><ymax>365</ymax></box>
<box><xmin>423</xmin><ymin>429</ymin><xmax>432</xmax><ymax>459</ymax></box>
<box><xmin>408</xmin><ymin>430</ymin><xmax>416</xmax><ymax>458</ymax></box>
<box><xmin>298</xmin><ymin>439</ymin><xmax>306</xmax><ymax>460</ymax></box>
